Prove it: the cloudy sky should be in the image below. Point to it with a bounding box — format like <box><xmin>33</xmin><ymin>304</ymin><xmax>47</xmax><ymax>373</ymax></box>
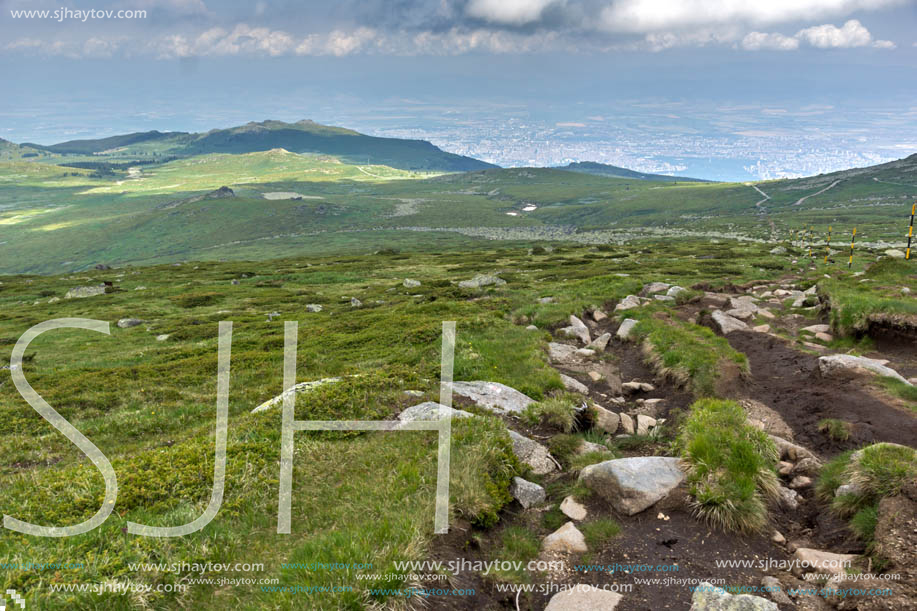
<box><xmin>1</xmin><ymin>0</ymin><xmax>916</xmax><ymax>176</ymax></box>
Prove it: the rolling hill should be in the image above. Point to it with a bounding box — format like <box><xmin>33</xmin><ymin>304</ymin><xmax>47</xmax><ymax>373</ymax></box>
<box><xmin>22</xmin><ymin>120</ymin><xmax>496</xmax><ymax>173</ymax></box>
<box><xmin>561</xmin><ymin>161</ymin><xmax>711</xmax><ymax>182</ymax></box>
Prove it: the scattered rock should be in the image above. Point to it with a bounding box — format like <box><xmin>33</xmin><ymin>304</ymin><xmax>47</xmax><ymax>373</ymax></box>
<box><xmin>616</xmin><ymin>318</ymin><xmax>638</xmax><ymax>341</ymax></box>
<box><xmin>402</xmin><ymin>390</ymin><xmax>424</xmax><ymax>398</ymax></box>
<box><xmin>511</xmin><ymin>477</ymin><xmax>546</xmax><ymax>509</ymax></box>
<box><xmin>397</xmin><ymin>402</ymin><xmax>473</xmax><ymax>423</ymax></box>
<box><xmin>548</xmin><ymin>342</ymin><xmax>579</xmax><ymax>364</ymax></box>
<box><xmin>560</xmin><ymin>496</ymin><xmax>588</xmax><ymax>521</ymax></box>
<box><xmin>458</xmin><ymin>274</ymin><xmax>506</xmax><ymax>289</ymax></box>
<box><xmin>771</xmin><ymin>531</ymin><xmax>787</xmax><ymax>546</ymax></box>
<box><xmin>666</xmin><ymin>286</ymin><xmax>686</xmax><ymax>298</ymax></box>
<box><xmin>778</xmin><ymin>461</ymin><xmax>794</xmax><ymax>476</ymax></box>
<box><xmin>231</xmin><ymin>279</ymin><xmax>240</xmax><ymax>285</ymax></box>
<box><xmin>544</xmin><ymin>587</ymin><xmax>621</xmax><ymax>610</ymax></box>
<box><xmin>801</xmin><ymin>324</ymin><xmax>830</xmax><ymax>334</ymax></box>
<box><xmin>757</xmin><ymin>308</ymin><xmax>775</xmax><ymax>319</ymax></box>
<box><xmin>452</xmin><ymin>381</ymin><xmax>536</xmax><ymax>414</ymax></box>
<box><xmin>592</xmin><ymin>405</ymin><xmax>620</xmax><ymax>434</ymax></box>
<box><xmin>689</xmin><ymin>582</ymin><xmax>777</xmax><ymax>611</ymax></box>
<box><xmin>818</xmin><ymin>354</ymin><xmax>912</xmax><ymax>386</ymax></box>
<box><xmin>306</xmin><ymin>304</ymin><xmax>323</xmax><ymax>312</ymax></box>
<box><xmin>769</xmin><ymin>434</ymin><xmax>819</xmax><ymax>462</ymax></box>
<box><xmin>509</xmin><ymin>431</ymin><xmax>557</xmax><ymax>475</ymax></box>
<box><xmin>155</xmin><ymin>334</ymin><xmax>170</xmax><ymax>342</ymax></box>
<box><xmin>619</xmin><ymin>413</ymin><xmax>635</xmax><ymax>435</ymax></box>
<box><xmin>538</xmin><ymin>296</ymin><xmax>556</xmax><ymax>304</ymax></box>
<box><xmin>761</xmin><ymin>576</ymin><xmax>793</xmax><ymax>607</ymax></box>
<box><xmin>725</xmin><ymin>308</ymin><xmax>755</xmax><ymax>321</ymax></box>
<box><xmin>835</xmin><ymin>483</ymin><xmax>863</xmax><ymax>498</ymax></box>
<box><xmin>614</xmin><ymin>295</ymin><xmax>642</xmax><ymax>312</ymax></box>
<box><xmin>117</xmin><ymin>318</ymin><xmax>143</xmax><ymax>329</ymax></box>
<box><xmin>526</xmin><ymin>324</ymin><xmax>539</xmax><ymax>331</ymax></box>
<box><xmin>791</xmin><ymin>548</ymin><xmax>859</xmax><ymax>582</ymax></box>
<box><xmin>350</xmin><ymin>297</ymin><xmax>362</xmax><ymax>308</ymax></box>
<box><xmin>790</xmin><ymin>476</ymin><xmax>813</xmax><ymax>489</ymax></box>
<box><xmin>576</xmin><ymin>348</ymin><xmax>596</xmax><ymax>357</ymax></box>
<box><xmin>641</xmin><ymin>282</ymin><xmax>671</xmax><ymax>296</ymax></box>
<box><xmin>592</xmin><ymin>309</ymin><xmax>608</xmax><ymax>322</ymax></box>
<box><xmin>636</xmin><ymin>414</ymin><xmax>657</xmax><ymax>436</ymax></box>
<box><xmin>65</xmin><ymin>285</ymin><xmax>107</xmax><ymax>299</ymax></box>
<box><xmin>587</xmin><ymin>332</ymin><xmax>612</xmax><ymax>352</ymax></box>
<box><xmin>578</xmin><ymin>456</ymin><xmax>685</xmax><ymax>515</ymax></box>
<box><xmin>542</xmin><ymin>522</ymin><xmax>588</xmax><ymax>553</ymax></box>
<box><xmin>561</xmin><ymin>315</ymin><xmax>592</xmax><ymax>345</ymax></box>
<box><xmin>884</xmin><ymin>249</ymin><xmax>905</xmax><ymax>259</ymax></box>
<box><xmin>587</xmin><ymin>371</ymin><xmax>603</xmax><ymax>383</ymax></box>
<box><xmin>403</xmin><ymin>278</ymin><xmax>421</xmax><ymax>288</ymax></box>
<box><xmin>47</xmin><ymin>296</ymin><xmax>60</xmax><ymax>303</ymax></box>
<box><xmin>770</xmin><ymin>246</ymin><xmax>787</xmax><ymax>255</ymax></box>
<box><xmin>777</xmin><ymin>486</ymin><xmax>800</xmax><ymax>510</ymax></box>
<box><xmin>561</xmin><ymin>374</ymin><xmax>590</xmax><ymax>394</ymax></box>
<box><xmin>252</xmin><ymin>377</ymin><xmax>343</xmax><ymax>413</ymax></box>
<box><xmin>711</xmin><ymin>310</ymin><xmax>749</xmax><ymax>334</ymax></box>
<box><xmin>752</xmin><ymin>324</ymin><xmax>771</xmax><ymax>333</ymax></box>
<box><xmin>654</xmin><ymin>295</ymin><xmax>675</xmax><ymax>302</ymax></box>
<box><xmin>622</xmin><ymin>381</ymin><xmax>654</xmax><ymax>393</ymax></box>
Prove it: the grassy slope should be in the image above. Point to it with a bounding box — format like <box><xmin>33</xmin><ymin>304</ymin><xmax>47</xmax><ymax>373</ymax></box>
<box><xmin>0</xmin><ymin>239</ymin><xmax>806</xmax><ymax>609</ymax></box>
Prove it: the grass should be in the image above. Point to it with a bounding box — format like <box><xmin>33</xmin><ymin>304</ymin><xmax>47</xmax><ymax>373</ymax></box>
<box><xmin>580</xmin><ymin>518</ymin><xmax>621</xmax><ymax>548</ymax></box>
<box><xmin>487</xmin><ymin>526</ymin><xmax>541</xmax><ymax>583</ymax></box>
<box><xmin>521</xmin><ymin>394</ymin><xmax>579</xmax><ymax>432</ymax></box>
<box><xmin>874</xmin><ymin>376</ymin><xmax>917</xmax><ymax>408</ymax></box>
<box><xmin>679</xmin><ymin>399</ymin><xmax>779</xmax><ymax>533</ymax></box>
<box><xmin>818</xmin><ymin>418</ymin><xmax>853</xmax><ymax>441</ymax></box>
<box><xmin>821</xmin><ymin>259</ymin><xmax>917</xmax><ymax>335</ymax></box>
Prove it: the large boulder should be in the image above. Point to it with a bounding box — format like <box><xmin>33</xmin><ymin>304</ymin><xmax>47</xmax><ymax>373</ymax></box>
<box><xmin>689</xmin><ymin>582</ymin><xmax>777</xmax><ymax>610</ymax></box>
<box><xmin>711</xmin><ymin>310</ymin><xmax>749</xmax><ymax>334</ymax></box>
<box><xmin>452</xmin><ymin>381</ymin><xmax>536</xmax><ymax>414</ymax></box>
<box><xmin>509</xmin><ymin>431</ymin><xmax>556</xmax><ymax>475</ymax></box>
<box><xmin>65</xmin><ymin>285</ymin><xmax>107</xmax><ymax>299</ymax></box>
<box><xmin>510</xmin><ymin>477</ymin><xmax>546</xmax><ymax>509</ymax></box>
<box><xmin>560</xmin><ymin>374</ymin><xmax>589</xmax><ymax>394</ymax></box>
<box><xmin>542</xmin><ymin>522</ymin><xmax>588</xmax><ymax>553</ymax></box>
<box><xmin>548</xmin><ymin>342</ymin><xmax>579</xmax><ymax>364</ymax></box>
<box><xmin>560</xmin><ymin>315</ymin><xmax>592</xmax><ymax>345</ymax></box>
<box><xmin>818</xmin><ymin>354</ymin><xmax>912</xmax><ymax>386</ymax></box>
<box><xmin>578</xmin><ymin>457</ymin><xmax>685</xmax><ymax>515</ymax></box>
<box><xmin>616</xmin><ymin>318</ymin><xmax>638</xmax><ymax>341</ymax></box>
<box><xmin>592</xmin><ymin>405</ymin><xmax>620</xmax><ymax>434</ymax></box>
<box><xmin>545</xmin><ymin>587</ymin><xmax>622</xmax><ymax>610</ymax></box>
<box><xmin>458</xmin><ymin>274</ymin><xmax>506</xmax><ymax>289</ymax></box>
<box><xmin>397</xmin><ymin>402</ymin><xmax>473</xmax><ymax>423</ymax></box>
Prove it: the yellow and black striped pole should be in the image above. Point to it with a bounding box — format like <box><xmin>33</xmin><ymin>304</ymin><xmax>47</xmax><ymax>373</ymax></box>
<box><xmin>808</xmin><ymin>226</ymin><xmax>814</xmax><ymax>259</ymax></box>
<box><xmin>848</xmin><ymin>227</ymin><xmax>857</xmax><ymax>269</ymax></box>
<box><xmin>907</xmin><ymin>202</ymin><xmax>915</xmax><ymax>260</ymax></box>
<box><xmin>824</xmin><ymin>226</ymin><xmax>832</xmax><ymax>264</ymax></box>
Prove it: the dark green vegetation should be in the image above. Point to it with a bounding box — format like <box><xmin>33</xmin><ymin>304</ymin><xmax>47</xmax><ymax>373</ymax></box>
<box><xmin>1</xmin><ymin>121</ymin><xmax>915</xmax><ymax>275</ymax></box>
<box><xmin>821</xmin><ymin>259</ymin><xmax>917</xmax><ymax>335</ymax></box>
<box><xmin>0</xmin><ymin>239</ymin><xmax>826</xmax><ymax>608</ymax></box>
<box><xmin>679</xmin><ymin>399</ymin><xmax>780</xmax><ymax>533</ymax></box>
<box><xmin>562</xmin><ymin>161</ymin><xmax>710</xmax><ymax>183</ymax></box>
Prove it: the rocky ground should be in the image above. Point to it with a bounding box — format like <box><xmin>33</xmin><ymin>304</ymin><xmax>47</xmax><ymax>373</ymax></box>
<box><xmin>410</xmin><ymin>275</ymin><xmax>916</xmax><ymax>611</ymax></box>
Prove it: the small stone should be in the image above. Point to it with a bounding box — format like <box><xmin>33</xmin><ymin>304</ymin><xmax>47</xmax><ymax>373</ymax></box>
<box><xmin>587</xmin><ymin>332</ymin><xmax>612</xmax><ymax>352</ymax></box>
<box><xmin>636</xmin><ymin>414</ymin><xmax>657</xmax><ymax>435</ymax></box>
<box><xmin>542</xmin><ymin>522</ymin><xmax>588</xmax><ymax>553</ymax></box>
<box><xmin>538</xmin><ymin>296</ymin><xmax>556</xmax><ymax>304</ymax></box>
<box><xmin>117</xmin><ymin>318</ymin><xmax>143</xmax><ymax>329</ymax></box>
<box><xmin>403</xmin><ymin>278</ymin><xmax>421</xmax><ymax>288</ymax></box>
<box><xmin>561</xmin><ymin>374</ymin><xmax>589</xmax><ymax>394</ymax></box>
<box><xmin>576</xmin><ymin>348</ymin><xmax>597</xmax><ymax>357</ymax></box>
<box><xmin>622</xmin><ymin>381</ymin><xmax>654</xmax><ymax>393</ymax></box>
<box><xmin>592</xmin><ymin>309</ymin><xmax>608</xmax><ymax>322</ymax></box>
<box><xmin>814</xmin><ymin>332</ymin><xmax>833</xmax><ymax>342</ymax></box>
<box><xmin>592</xmin><ymin>405</ymin><xmax>620</xmax><ymax>434</ymax></box>
<box><xmin>619</xmin><ymin>413</ymin><xmax>635</xmax><ymax>435</ymax></box>
<box><xmin>614</xmin><ymin>295</ymin><xmax>642</xmax><ymax>312</ymax></box>
<box><xmin>778</xmin><ymin>461</ymin><xmax>794</xmax><ymax>476</ymax></box>
<box><xmin>156</xmin><ymin>334</ymin><xmax>170</xmax><ymax>341</ymax></box>
<box><xmin>526</xmin><ymin>324</ymin><xmax>539</xmax><ymax>331</ymax></box>
<box><xmin>616</xmin><ymin>318</ymin><xmax>638</xmax><ymax>340</ymax></box>
<box><xmin>752</xmin><ymin>324</ymin><xmax>771</xmax><ymax>333</ymax></box>
<box><xmin>560</xmin><ymin>496</ymin><xmax>588</xmax><ymax>521</ymax></box>
<box><xmin>306</xmin><ymin>304</ymin><xmax>323</xmax><ymax>312</ymax></box>
<box><xmin>761</xmin><ymin>576</ymin><xmax>793</xmax><ymax>606</ymax></box>
<box><xmin>511</xmin><ymin>477</ymin><xmax>546</xmax><ymax>509</ymax></box>
<box><xmin>350</xmin><ymin>297</ymin><xmax>362</xmax><ymax>308</ymax></box>
<box><xmin>801</xmin><ymin>324</ymin><xmax>830</xmax><ymax>334</ymax></box>
<box><xmin>588</xmin><ymin>371</ymin><xmax>603</xmax><ymax>383</ymax></box>
<box><xmin>544</xmin><ymin>586</ymin><xmax>621</xmax><ymax>610</ymax></box>
<box><xmin>771</xmin><ymin>531</ymin><xmax>786</xmax><ymax>545</ymax></box>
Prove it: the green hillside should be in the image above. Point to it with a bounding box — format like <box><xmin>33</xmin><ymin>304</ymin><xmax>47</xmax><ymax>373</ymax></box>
<box><xmin>561</xmin><ymin>161</ymin><xmax>711</xmax><ymax>183</ymax></box>
<box><xmin>22</xmin><ymin>120</ymin><xmax>495</xmax><ymax>173</ymax></box>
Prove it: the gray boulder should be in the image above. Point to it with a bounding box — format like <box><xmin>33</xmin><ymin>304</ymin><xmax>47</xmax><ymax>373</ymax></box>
<box><xmin>560</xmin><ymin>374</ymin><xmax>589</xmax><ymax>394</ymax></box>
<box><xmin>689</xmin><ymin>582</ymin><xmax>777</xmax><ymax>610</ymax></box>
<box><xmin>711</xmin><ymin>310</ymin><xmax>749</xmax><ymax>334</ymax></box>
<box><xmin>560</xmin><ymin>315</ymin><xmax>591</xmax><ymax>345</ymax></box>
<box><xmin>548</xmin><ymin>342</ymin><xmax>579</xmax><ymax>364</ymax></box>
<box><xmin>614</xmin><ymin>295</ymin><xmax>642</xmax><ymax>312</ymax></box>
<box><xmin>306</xmin><ymin>304</ymin><xmax>323</xmax><ymax>312</ymax></box>
<box><xmin>616</xmin><ymin>318</ymin><xmax>638</xmax><ymax>341</ymax></box>
<box><xmin>452</xmin><ymin>381</ymin><xmax>536</xmax><ymax>414</ymax></box>
<box><xmin>545</xmin><ymin>587</ymin><xmax>622</xmax><ymax>610</ymax></box>
<box><xmin>403</xmin><ymin>278</ymin><xmax>421</xmax><ymax>288</ymax></box>
<box><xmin>884</xmin><ymin>249</ymin><xmax>905</xmax><ymax>259</ymax></box>
<box><xmin>508</xmin><ymin>430</ymin><xmax>556</xmax><ymax>474</ymax></box>
<box><xmin>458</xmin><ymin>274</ymin><xmax>506</xmax><ymax>289</ymax></box>
<box><xmin>397</xmin><ymin>402</ymin><xmax>473</xmax><ymax>423</ymax></box>
<box><xmin>511</xmin><ymin>477</ymin><xmax>546</xmax><ymax>509</ymax></box>
<box><xmin>641</xmin><ymin>282</ymin><xmax>671</xmax><ymax>296</ymax></box>
<box><xmin>541</xmin><ymin>522</ymin><xmax>588</xmax><ymax>553</ymax></box>
<box><xmin>579</xmin><ymin>456</ymin><xmax>685</xmax><ymax>515</ymax></box>
<box><xmin>592</xmin><ymin>404</ymin><xmax>620</xmax><ymax>434</ymax></box>
<box><xmin>818</xmin><ymin>354</ymin><xmax>912</xmax><ymax>386</ymax></box>
<box><xmin>117</xmin><ymin>318</ymin><xmax>143</xmax><ymax>329</ymax></box>
<box><xmin>65</xmin><ymin>285</ymin><xmax>107</xmax><ymax>299</ymax></box>
<box><xmin>770</xmin><ymin>246</ymin><xmax>787</xmax><ymax>255</ymax></box>
<box><xmin>587</xmin><ymin>332</ymin><xmax>612</xmax><ymax>352</ymax></box>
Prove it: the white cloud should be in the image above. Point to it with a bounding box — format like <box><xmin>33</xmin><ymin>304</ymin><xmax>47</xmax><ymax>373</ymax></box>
<box><xmin>599</xmin><ymin>0</ymin><xmax>906</xmax><ymax>33</ymax></box>
<box><xmin>741</xmin><ymin>31</ymin><xmax>800</xmax><ymax>51</ymax></box>
<box><xmin>796</xmin><ymin>19</ymin><xmax>873</xmax><ymax>47</ymax></box>
<box><xmin>465</xmin><ymin>0</ymin><xmax>561</xmax><ymax>25</ymax></box>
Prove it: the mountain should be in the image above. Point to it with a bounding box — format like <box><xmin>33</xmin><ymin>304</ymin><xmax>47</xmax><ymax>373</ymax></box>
<box><xmin>561</xmin><ymin>161</ymin><xmax>711</xmax><ymax>182</ymax></box>
<box><xmin>22</xmin><ymin>120</ymin><xmax>496</xmax><ymax>173</ymax></box>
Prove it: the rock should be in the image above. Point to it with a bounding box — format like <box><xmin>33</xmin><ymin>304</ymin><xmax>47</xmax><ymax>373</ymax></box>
<box><xmin>884</xmin><ymin>249</ymin><xmax>905</xmax><ymax>259</ymax></box>
<box><xmin>760</xmin><ymin>576</ymin><xmax>793</xmax><ymax>607</ymax></box>
<box><xmin>752</xmin><ymin>324</ymin><xmax>771</xmax><ymax>333</ymax></box>
<box><xmin>458</xmin><ymin>274</ymin><xmax>506</xmax><ymax>289</ymax></box>
<box><xmin>619</xmin><ymin>413</ymin><xmax>635</xmax><ymax>435</ymax></box>
<box><xmin>801</xmin><ymin>324</ymin><xmax>830</xmax><ymax>334</ymax></box>
<box><xmin>116</xmin><ymin>318</ymin><xmax>143</xmax><ymax>329</ymax></box>
<box><xmin>560</xmin><ymin>496</ymin><xmax>588</xmax><ymax>521</ymax></box>
<box><xmin>511</xmin><ymin>477</ymin><xmax>546</xmax><ymax>509</ymax></box>
<box><xmin>548</xmin><ymin>342</ymin><xmax>579</xmax><ymax>364</ymax></box>
<box><xmin>794</xmin><ymin>457</ymin><xmax>822</xmax><ymax>476</ymax></box>
<box><xmin>402</xmin><ymin>390</ymin><xmax>424</xmax><ymax>398</ymax></box>
<box><xmin>578</xmin><ymin>456</ymin><xmax>685</xmax><ymax>515</ymax></box>
<box><xmin>566</xmin><ymin>315</ymin><xmax>592</xmax><ymax>345</ymax></box>
<box><xmin>616</xmin><ymin>319</ymin><xmax>638</xmax><ymax>341</ymax></box>
<box><xmin>403</xmin><ymin>278</ymin><xmax>421</xmax><ymax>288</ymax></box>
<box><xmin>350</xmin><ymin>297</ymin><xmax>362</xmax><ymax>308</ymax></box>
<box><xmin>641</xmin><ymin>282</ymin><xmax>671</xmax><ymax>296</ymax></box>
<box><xmin>654</xmin><ymin>295</ymin><xmax>674</xmax><ymax>302</ymax></box>
<box><xmin>804</xmin><ymin>285</ymin><xmax>818</xmax><ymax>295</ymax></box>
<box><xmin>614</xmin><ymin>295</ymin><xmax>642</xmax><ymax>312</ymax></box>
<box><xmin>397</xmin><ymin>402</ymin><xmax>473</xmax><ymax>423</ymax></box>
<box><xmin>579</xmin><ymin>440</ymin><xmax>608</xmax><ymax>455</ymax></box>
<box><xmin>725</xmin><ymin>308</ymin><xmax>756</xmax><ymax>321</ymax></box>
<box><xmin>592</xmin><ymin>405</ymin><xmax>620</xmax><ymax>434</ymax></box>
<box><xmin>711</xmin><ymin>310</ymin><xmax>749</xmax><ymax>334</ymax></box>
<box><xmin>587</xmin><ymin>332</ymin><xmax>612</xmax><ymax>352</ymax></box>
<box><xmin>902</xmin><ymin>287</ymin><xmax>911</xmax><ymax>295</ymax></box>
<box><xmin>538</xmin><ymin>296</ymin><xmax>556</xmax><ymax>304</ymax></box>
<box><xmin>770</xmin><ymin>246</ymin><xmax>787</xmax><ymax>254</ymax></box>
<box><xmin>769</xmin><ymin>435</ymin><xmax>819</xmax><ymax>463</ymax></box>
<box><xmin>526</xmin><ymin>324</ymin><xmax>539</xmax><ymax>331</ymax></box>
<box><xmin>452</xmin><ymin>381</ymin><xmax>536</xmax><ymax>414</ymax></box>
<box><xmin>560</xmin><ymin>374</ymin><xmax>590</xmax><ymax>394</ymax></box>
<box><xmin>757</xmin><ymin>308</ymin><xmax>775</xmax><ymax>319</ymax></box>
<box><xmin>690</xmin><ymin>582</ymin><xmax>777</xmax><ymax>610</ymax></box>
<box><xmin>666</xmin><ymin>285</ymin><xmax>687</xmax><ymax>298</ymax></box>
<box><xmin>771</xmin><ymin>531</ymin><xmax>787</xmax><ymax>545</ymax></box>
<box><xmin>592</xmin><ymin>309</ymin><xmax>608</xmax><ymax>322</ymax></box>
<box><xmin>777</xmin><ymin>486</ymin><xmax>800</xmax><ymax>510</ymax></box>
<box><xmin>636</xmin><ymin>415</ymin><xmax>657</xmax><ymax>436</ymax></box>
<box><xmin>790</xmin><ymin>476</ymin><xmax>813</xmax><ymax>489</ymax></box>
<box><xmin>306</xmin><ymin>304</ymin><xmax>323</xmax><ymax>312</ymax></box>
<box><xmin>509</xmin><ymin>431</ymin><xmax>556</xmax><ymax>475</ymax></box>
<box><xmin>65</xmin><ymin>285</ymin><xmax>107</xmax><ymax>299</ymax></box>
<box><xmin>587</xmin><ymin>371</ymin><xmax>603</xmax><ymax>383</ymax></box>
<box><xmin>252</xmin><ymin>377</ymin><xmax>343</xmax><ymax>413</ymax></box>
<box><xmin>835</xmin><ymin>483</ymin><xmax>863</xmax><ymax>498</ymax></box>
<box><xmin>791</xmin><ymin>548</ymin><xmax>858</xmax><ymax>582</ymax></box>
<box><xmin>544</xmin><ymin>587</ymin><xmax>621</xmax><ymax>610</ymax></box>
<box><xmin>622</xmin><ymin>381</ymin><xmax>654</xmax><ymax>393</ymax></box>
<box><xmin>576</xmin><ymin>348</ymin><xmax>596</xmax><ymax>357</ymax></box>
<box><xmin>542</xmin><ymin>522</ymin><xmax>588</xmax><ymax>553</ymax></box>
<box><xmin>47</xmin><ymin>296</ymin><xmax>61</xmax><ymax>303</ymax></box>
<box><xmin>155</xmin><ymin>334</ymin><xmax>170</xmax><ymax>342</ymax></box>
<box><xmin>231</xmin><ymin>279</ymin><xmax>240</xmax><ymax>285</ymax></box>
<box><xmin>818</xmin><ymin>354</ymin><xmax>912</xmax><ymax>386</ymax></box>
<box><xmin>778</xmin><ymin>461</ymin><xmax>794</xmax><ymax>476</ymax></box>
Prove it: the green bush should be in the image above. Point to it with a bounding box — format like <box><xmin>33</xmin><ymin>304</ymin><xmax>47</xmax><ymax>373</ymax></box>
<box><xmin>679</xmin><ymin>399</ymin><xmax>779</xmax><ymax>533</ymax></box>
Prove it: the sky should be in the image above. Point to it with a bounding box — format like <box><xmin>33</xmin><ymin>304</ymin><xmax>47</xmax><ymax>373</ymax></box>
<box><xmin>1</xmin><ymin>0</ymin><xmax>916</xmax><ymax>179</ymax></box>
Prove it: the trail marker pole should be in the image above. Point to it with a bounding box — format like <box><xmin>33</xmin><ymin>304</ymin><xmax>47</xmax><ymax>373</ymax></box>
<box><xmin>848</xmin><ymin>228</ymin><xmax>857</xmax><ymax>269</ymax></box>
<box><xmin>824</xmin><ymin>226</ymin><xmax>832</xmax><ymax>264</ymax></box>
<box><xmin>907</xmin><ymin>203</ymin><xmax>915</xmax><ymax>260</ymax></box>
